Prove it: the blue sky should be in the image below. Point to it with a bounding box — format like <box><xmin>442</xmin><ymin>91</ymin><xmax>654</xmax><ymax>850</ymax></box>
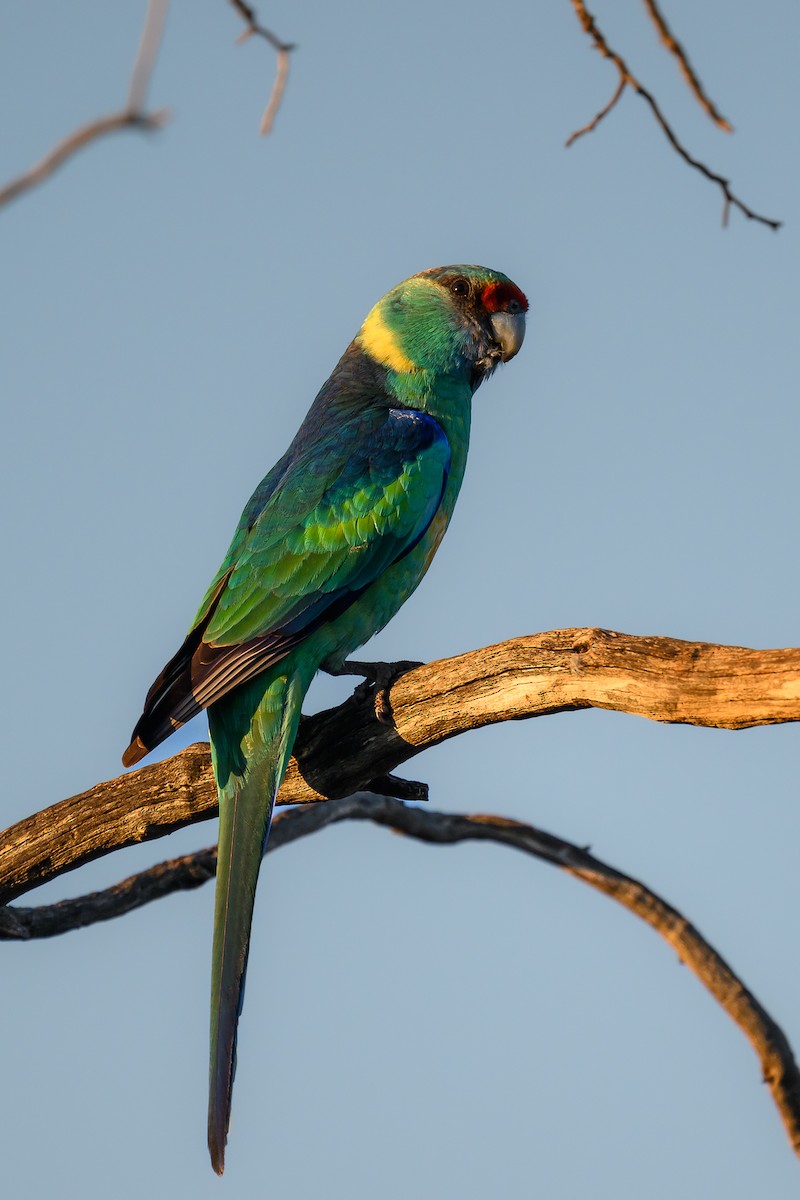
<box><xmin>2</xmin><ymin>2</ymin><xmax>799</xmax><ymax>1197</ymax></box>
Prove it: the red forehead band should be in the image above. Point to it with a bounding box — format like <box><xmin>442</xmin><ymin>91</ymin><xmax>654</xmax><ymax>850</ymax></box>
<box><xmin>480</xmin><ymin>281</ymin><xmax>529</xmax><ymax>313</ymax></box>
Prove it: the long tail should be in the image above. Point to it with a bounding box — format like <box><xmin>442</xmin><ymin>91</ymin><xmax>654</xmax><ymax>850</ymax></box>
<box><xmin>206</xmin><ymin>664</ymin><xmax>309</xmax><ymax>1175</ymax></box>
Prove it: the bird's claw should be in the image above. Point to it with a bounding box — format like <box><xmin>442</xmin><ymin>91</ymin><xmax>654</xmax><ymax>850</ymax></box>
<box><xmin>367</xmin><ymin>773</ymin><xmax>429</xmax><ymax>802</ymax></box>
<box><xmin>326</xmin><ymin>658</ymin><xmax>423</xmax><ymax>725</ymax></box>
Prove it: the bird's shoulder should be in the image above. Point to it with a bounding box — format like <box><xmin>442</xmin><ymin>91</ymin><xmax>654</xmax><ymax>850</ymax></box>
<box><xmin>191</xmin><ymin>400</ymin><xmax>449</xmax><ymax>634</ymax></box>
<box><xmin>245</xmin><ymin>403</ymin><xmax>448</xmax><ymax>539</ymax></box>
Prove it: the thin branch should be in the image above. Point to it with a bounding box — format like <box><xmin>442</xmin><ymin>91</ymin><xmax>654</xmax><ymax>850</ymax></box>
<box><xmin>227</xmin><ymin>0</ymin><xmax>295</xmax><ymax>135</ymax></box>
<box><xmin>3</xmin><ymin>793</ymin><xmax>799</xmax><ymax>1156</ymax></box>
<box><xmin>0</xmin><ymin>0</ymin><xmax>170</xmax><ymax>209</ymax></box>
<box><xmin>565</xmin><ymin>76</ymin><xmax>626</xmax><ymax>147</ymax></box>
<box><xmin>641</xmin><ymin>0</ymin><xmax>732</xmax><ymax>131</ymax></box>
<box><xmin>0</xmin><ymin>112</ymin><xmax>169</xmax><ymax>209</ymax></box>
<box><xmin>128</xmin><ymin>0</ymin><xmax>170</xmax><ymax>111</ymax></box>
<box><xmin>2</xmin><ymin>629</ymin><xmax>799</xmax><ymax>906</ymax></box>
<box><xmin>567</xmin><ymin>0</ymin><xmax>780</xmax><ymax>230</ymax></box>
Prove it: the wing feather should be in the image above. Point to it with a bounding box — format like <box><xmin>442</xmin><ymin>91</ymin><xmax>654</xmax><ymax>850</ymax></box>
<box><xmin>123</xmin><ymin>407</ymin><xmax>450</xmax><ymax>765</ymax></box>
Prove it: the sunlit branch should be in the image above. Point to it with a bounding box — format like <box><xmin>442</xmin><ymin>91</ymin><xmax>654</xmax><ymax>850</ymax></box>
<box><xmin>567</xmin><ymin>0</ymin><xmax>780</xmax><ymax>229</ymax></box>
<box><xmin>3</xmin><ymin>790</ymin><xmax>800</xmax><ymax>1156</ymax></box>
<box><xmin>641</xmin><ymin>0</ymin><xmax>732</xmax><ymax>131</ymax></box>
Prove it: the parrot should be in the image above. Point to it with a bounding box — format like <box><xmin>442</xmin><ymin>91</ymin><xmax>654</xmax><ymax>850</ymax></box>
<box><xmin>122</xmin><ymin>264</ymin><xmax>527</xmax><ymax>1174</ymax></box>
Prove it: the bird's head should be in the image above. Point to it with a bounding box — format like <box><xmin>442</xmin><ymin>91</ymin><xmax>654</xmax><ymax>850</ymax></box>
<box><xmin>356</xmin><ymin>265</ymin><xmax>528</xmax><ymax>387</ymax></box>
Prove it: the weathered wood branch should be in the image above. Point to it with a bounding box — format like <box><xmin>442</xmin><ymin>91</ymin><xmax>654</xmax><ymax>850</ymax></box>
<box><xmin>3</xmin><ymin>792</ymin><xmax>800</xmax><ymax>1155</ymax></box>
<box><xmin>2</xmin><ymin>628</ymin><xmax>799</xmax><ymax>1153</ymax></box>
<box><xmin>2</xmin><ymin>629</ymin><xmax>798</xmax><ymax>906</ymax></box>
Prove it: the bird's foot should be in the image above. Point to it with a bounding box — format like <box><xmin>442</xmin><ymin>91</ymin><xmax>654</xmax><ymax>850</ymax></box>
<box><xmin>325</xmin><ymin>658</ymin><xmax>423</xmax><ymax>724</ymax></box>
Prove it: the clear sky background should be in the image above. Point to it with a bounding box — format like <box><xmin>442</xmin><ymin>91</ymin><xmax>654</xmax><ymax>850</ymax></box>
<box><xmin>2</xmin><ymin>3</ymin><xmax>798</xmax><ymax>1197</ymax></box>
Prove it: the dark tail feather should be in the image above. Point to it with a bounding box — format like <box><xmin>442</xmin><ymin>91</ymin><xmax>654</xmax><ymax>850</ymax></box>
<box><xmin>122</xmin><ymin>576</ymin><xmax>234</xmax><ymax>768</ymax></box>
<box><xmin>122</xmin><ymin>575</ymin><xmax>305</xmax><ymax>770</ymax></box>
<box><xmin>122</xmin><ymin>624</ymin><xmax>209</xmax><ymax>766</ymax></box>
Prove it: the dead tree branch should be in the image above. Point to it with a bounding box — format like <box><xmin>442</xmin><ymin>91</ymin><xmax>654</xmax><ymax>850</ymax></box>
<box><xmin>567</xmin><ymin>0</ymin><xmax>781</xmax><ymax>230</ymax></box>
<box><xmin>641</xmin><ymin>0</ymin><xmax>732</xmax><ymax>131</ymax></box>
<box><xmin>0</xmin><ymin>0</ymin><xmax>170</xmax><ymax>209</ymax></box>
<box><xmin>3</xmin><ymin>789</ymin><xmax>800</xmax><ymax>1154</ymax></box>
<box><xmin>228</xmin><ymin>0</ymin><xmax>295</xmax><ymax>135</ymax></box>
<box><xmin>2</xmin><ymin>629</ymin><xmax>799</xmax><ymax>1149</ymax></box>
<box><xmin>2</xmin><ymin>628</ymin><xmax>798</xmax><ymax>906</ymax></box>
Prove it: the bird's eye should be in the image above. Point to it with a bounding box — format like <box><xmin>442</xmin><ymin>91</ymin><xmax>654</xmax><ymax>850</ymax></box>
<box><xmin>450</xmin><ymin>278</ymin><xmax>469</xmax><ymax>297</ymax></box>
<box><xmin>507</xmin><ymin>298</ymin><xmax>521</xmax><ymax>315</ymax></box>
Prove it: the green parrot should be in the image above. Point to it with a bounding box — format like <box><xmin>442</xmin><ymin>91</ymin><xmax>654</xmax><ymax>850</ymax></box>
<box><xmin>123</xmin><ymin>264</ymin><xmax>527</xmax><ymax>1173</ymax></box>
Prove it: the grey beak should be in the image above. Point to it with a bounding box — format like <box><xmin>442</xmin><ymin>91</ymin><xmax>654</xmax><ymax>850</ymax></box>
<box><xmin>489</xmin><ymin>310</ymin><xmax>526</xmax><ymax>362</ymax></box>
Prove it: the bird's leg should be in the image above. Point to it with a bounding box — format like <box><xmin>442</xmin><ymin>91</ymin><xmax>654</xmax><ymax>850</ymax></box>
<box><xmin>324</xmin><ymin>659</ymin><xmax>428</xmax><ymax>797</ymax></box>
<box><xmin>324</xmin><ymin>658</ymin><xmax>423</xmax><ymax>724</ymax></box>
<box><xmin>327</xmin><ymin>657</ymin><xmax>424</xmax><ymax>683</ymax></box>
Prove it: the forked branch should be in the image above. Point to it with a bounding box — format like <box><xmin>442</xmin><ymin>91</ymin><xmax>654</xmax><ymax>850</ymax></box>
<box><xmin>567</xmin><ymin>0</ymin><xmax>781</xmax><ymax>229</ymax></box>
<box><xmin>2</xmin><ymin>628</ymin><xmax>799</xmax><ymax>1152</ymax></box>
<box><xmin>2</xmin><ymin>791</ymin><xmax>799</xmax><ymax>1153</ymax></box>
<box><xmin>228</xmin><ymin>0</ymin><xmax>295</xmax><ymax>135</ymax></box>
<box><xmin>2</xmin><ymin>628</ymin><xmax>798</xmax><ymax>904</ymax></box>
<box><xmin>0</xmin><ymin>0</ymin><xmax>170</xmax><ymax>209</ymax></box>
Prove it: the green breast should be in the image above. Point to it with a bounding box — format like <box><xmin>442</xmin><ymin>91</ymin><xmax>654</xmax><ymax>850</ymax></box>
<box><xmin>301</xmin><ymin>386</ymin><xmax>472</xmax><ymax>672</ymax></box>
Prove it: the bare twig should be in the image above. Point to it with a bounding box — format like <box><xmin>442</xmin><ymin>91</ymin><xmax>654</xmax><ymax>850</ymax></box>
<box><xmin>3</xmin><ymin>792</ymin><xmax>799</xmax><ymax>1156</ymax></box>
<box><xmin>565</xmin><ymin>76</ymin><xmax>626</xmax><ymax>147</ymax></box>
<box><xmin>0</xmin><ymin>0</ymin><xmax>170</xmax><ymax>209</ymax></box>
<box><xmin>567</xmin><ymin>0</ymin><xmax>780</xmax><ymax>230</ymax></box>
<box><xmin>227</xmin><ymin>0</ymin><xmax>294</xmax><ymax>135</ymax></box>
<box><xmin>128</xmin><ymin>0</ymin><xmax>170</xmax><ymax>111</ymax></box>
<box><xmin>641</xmin><ymin>0</ymin><xmax>732</xmax><ymax>131</ymax></box>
